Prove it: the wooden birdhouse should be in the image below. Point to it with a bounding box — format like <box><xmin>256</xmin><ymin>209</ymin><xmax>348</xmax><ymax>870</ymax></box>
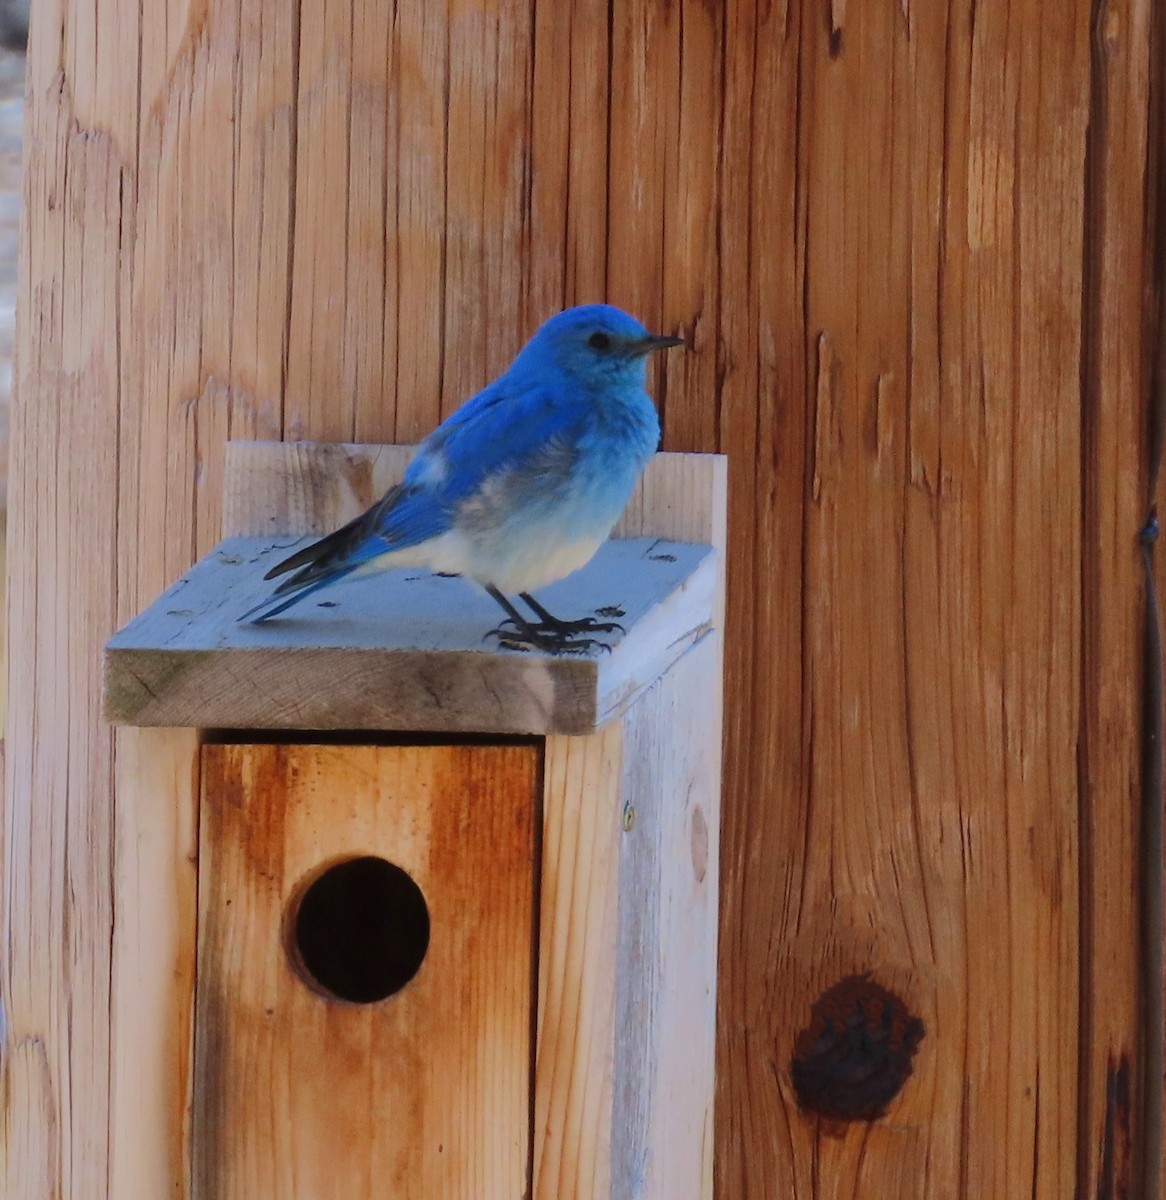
<box><xmin>102</xmin><ymin>440</ymin><xmax>725</xmax><ymax>1199</ymax></box>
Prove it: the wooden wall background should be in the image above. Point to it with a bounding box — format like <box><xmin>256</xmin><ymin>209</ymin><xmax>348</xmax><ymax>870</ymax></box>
<box><xmin>0</xmin><ymin>0</ymin><xmax>1160</xmax><ymax>1197</ymax></box>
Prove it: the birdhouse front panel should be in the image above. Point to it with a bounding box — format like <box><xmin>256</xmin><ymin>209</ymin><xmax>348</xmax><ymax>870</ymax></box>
<box><xmin>193</xmin><ymin>742</ymin><xmax>540</xmax><ymax>1200</ymax></box>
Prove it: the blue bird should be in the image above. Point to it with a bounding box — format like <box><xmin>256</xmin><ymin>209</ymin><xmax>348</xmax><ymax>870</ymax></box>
<box><xmin>241</xmin><ymin>304</ymin><xmax>684</xmax><ymax>653</ymax></box>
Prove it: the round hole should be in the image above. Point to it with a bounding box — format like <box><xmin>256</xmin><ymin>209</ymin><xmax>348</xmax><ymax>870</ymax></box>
<box><xmin>286</xmin><ymin>856</ymin><xmax>430</xmax><ymax>1004</ymax></box>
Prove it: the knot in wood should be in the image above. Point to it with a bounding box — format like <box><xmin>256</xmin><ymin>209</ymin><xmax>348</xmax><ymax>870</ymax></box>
<box><xmin>790</xmin><ymin>972</ymin><xmax>924</xmax><ymax>1122</ymax></box>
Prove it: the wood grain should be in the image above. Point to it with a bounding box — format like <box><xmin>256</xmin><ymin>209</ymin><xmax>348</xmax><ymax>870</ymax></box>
<box><xmin>709</xmin><ymin>3</ymin><xmax>1117</xmax><ymax>1197</ymax></box>
<box><xmin>4</xmin><ymin>0</ymin><xmax>1159</xmax><ymax>1196</ymax></box>
<box><xmin>611</xmin><ymin>633</ymin><xmax>720</xmax><ymax>1197</ymax></box>
<box><xmin>195</xmin><ymin>742</ymin><xmax>539</xmax><ymax>1200</ymax></box>
<box><xmin>536</xmin><ymin>634</ymin><xmax>721</xmax><ymax>1199</ymax></box>
<box><xmin>3</xmin><ymin>8</ymin><xmax>124</xmax><ymax>1195</ymax></box>
<box><xmin>109</xmin><ymin>728</ymin><xmax>200</xmax><ymax>1199</ymax></box>
<box><xmin>1079</xmin><ymin>1</ymin><xmax>1155</xmax><ymax>1194</ymax></box>
<box><xmin>533</xmin><ymin>723</ymin><xmax>623</xmax><ymax>1198</ymax></box>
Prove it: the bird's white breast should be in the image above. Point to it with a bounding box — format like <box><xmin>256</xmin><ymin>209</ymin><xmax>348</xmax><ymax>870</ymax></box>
<box><xmin>418</xmin><ymin>524</ymin><xmax>604</xmax><ymax>594</ymax></box>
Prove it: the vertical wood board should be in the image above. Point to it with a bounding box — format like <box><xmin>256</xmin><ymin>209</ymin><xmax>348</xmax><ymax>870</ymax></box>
<box><xmin>611</xmin><ymin>634</ymin><xmax>721</xmax><ymax>1198</ymax></box>
<box><xmin>1079</xmin><ymin>0</ymin><xmax>1155</xmax><ymax>1192</ymax></box>
<box><xmin>109</xmin><ymin>728</ymin><xmax>201</xmax><ymax>1200</ymax></box>
<box><xmin>222</xmin><ymin>443</ymin><xmax>726</xmax><ymax>546</ymax></box>
<box><xmin>194</xmin><ymin>742</ymin><xmax>539</xmax><ymax>1200</ymax></box>
<box><xmin>533</xmin><ymin>724</ymin><xmax>623</xmax><ymax>1199</ymax></box>
<box><xmin>537</xmin><ymin>634</ymin><xmax>721</xmax><ymax>1200</ymax></box>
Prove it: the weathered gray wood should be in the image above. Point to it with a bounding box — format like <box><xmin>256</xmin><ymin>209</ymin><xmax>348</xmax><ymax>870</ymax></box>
<box><xmin>611</xmin><ymin>633</ymin><xmax>720</xmax><ymax>1197</ymax></box>
<box><xmin>533</xmin><ymin>612</ymin><xmax>722</xmax><ymax>1199</ymax></box>
<box><xmin>104</xmin><ymin>535</ymin><xmax>715</xmax><ymax>735</ymax></box>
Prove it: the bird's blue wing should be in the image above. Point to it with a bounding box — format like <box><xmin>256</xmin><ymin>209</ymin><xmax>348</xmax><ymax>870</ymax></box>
<box><xmin>241</xmin><ymin>379</ymin><xmax>590</xmax><ymax>622</ymax></box>
<box><xmin>404</xmin><ymin>379</ymin><xmax>589</xmax><ymax>513</ymax></box>
<box><xmin>365</xmin><ymin>483</ymin><xmax>451</xmax><ymax>551</ymax></box>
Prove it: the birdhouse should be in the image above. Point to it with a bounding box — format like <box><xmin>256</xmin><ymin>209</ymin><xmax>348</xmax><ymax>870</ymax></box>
<box><xmin>103</xmin><ymin>440</ymin><xmax>725</xmax><ymax>1199</ymax></box>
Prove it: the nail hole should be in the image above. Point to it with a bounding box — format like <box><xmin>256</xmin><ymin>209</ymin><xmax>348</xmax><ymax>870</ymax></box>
<box><xmin>285</xmin><ymin>856</ymin><xmax>430</xmax><ymax>1004</ymax></box>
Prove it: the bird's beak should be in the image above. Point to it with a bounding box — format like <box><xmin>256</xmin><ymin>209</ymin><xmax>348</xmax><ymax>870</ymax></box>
<box><xmin>633</xmin><ymin>332</ymin><xmax>686</xmax><ymax>356</ymax></box>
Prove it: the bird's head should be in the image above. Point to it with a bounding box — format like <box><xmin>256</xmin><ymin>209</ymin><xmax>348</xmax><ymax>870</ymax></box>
<box><xmin>511</xmin><ymin>304</ymin><xmax>685</xmax><ymax>389</ymax></box>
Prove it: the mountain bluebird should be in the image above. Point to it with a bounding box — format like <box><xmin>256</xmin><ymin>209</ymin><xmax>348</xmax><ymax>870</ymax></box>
<box><xmin>242</xmin><ymin>304</ymin><xmax>684</xmax><ymax>653</ymax></box>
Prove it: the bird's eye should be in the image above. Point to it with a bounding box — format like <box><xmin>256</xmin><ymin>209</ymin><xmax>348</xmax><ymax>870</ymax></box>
<box><xmin>588</xmin><ymin>331</ymin><xmax>611</xmax><ymax>351</ymax></box>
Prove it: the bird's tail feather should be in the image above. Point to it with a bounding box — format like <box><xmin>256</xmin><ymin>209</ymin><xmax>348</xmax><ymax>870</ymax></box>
<box><xmin>239</xmin><ymin>566</ymin><xmax>358</xmax><ymax>624</ymax></box>
<box><xmin>240</xmin><ymin>485</ymin><xmax>408</xmax><ymax>623</ymax></box>
<box><xmin>262</xmin><ymin>485</ymin><xmax>403</xmax><ymax>582</ymax></box>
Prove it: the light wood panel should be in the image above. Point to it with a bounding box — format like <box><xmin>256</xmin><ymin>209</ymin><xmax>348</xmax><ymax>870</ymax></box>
<box><xmin>195</xmin><ymin>742</ymin><xmax>538</xmax><ymax>1200</ymax></box>
<box><xmin>533</xmin><ymin>724</ymin><xmax>623</xmax><ymax>1198</ymax></box>
<box><xmin>611</xmin><ymin>633</ymin><xmax>721</xmax><ymax>1197</ymax></box>
<box><xmin>221</xmin><ymin>444</ymin><xmax>728</xmax><ymax>547</ymax></box>
<box><xmin>3</xmin><ymin>5</ymin><xmax>125</xmax><ymax>1194</ymax></box>
<box><xmin>109</xmin><ymin>728</ymin><xmax>200</xmax><ymax>1199</ymax></box>
<box><xmin>537</xmin><ymin>633</ymin><xmax>721</xmax><ymax>1199</ymax></box>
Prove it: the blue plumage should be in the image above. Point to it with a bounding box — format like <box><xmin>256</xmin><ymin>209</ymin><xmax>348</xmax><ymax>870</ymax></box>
<box><xmin>241</xmin><ymin>304</ymin><xmax>683</xmax><ymax>652</ymax></box>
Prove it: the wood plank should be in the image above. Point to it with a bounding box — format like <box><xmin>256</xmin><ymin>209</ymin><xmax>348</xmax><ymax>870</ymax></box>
<box><xmin>223</xmin><ymin>442</ymin><xmax>416</xmax><ymax>540</ymax></box>
<box><xmin>606</xmin><ymin>0</ymin><xmax>721</xmax><ymax>454</ymax></box>
<box><xmin>440</xmin><ymin>0</ymin><xmax>533</xmax><ymax>419</ymax></box>
<box><xmin>2</xmin><ymin>11</ymin><xmax>126</xmax><ymax>1194</ymax></box>
<box><xmin>534</xmin><ymin>467</ymin><xmax>723</xmax><ymax>1198</ymax></box>
<box><xmin>1078</xmin><ymin>0</ymin><xmax>1155</xmax><ymax>1194</ymax></box>
<box><xmin>533</xmin><ymin>724</ymin><xmax>623</xmax><ymax>1198</ymax></box>
<box><xmin>710</xmin><ymin>8</ymin><xmax>815</xmax><ymax>1193</ymax></box>
<box><xmin>537</xmin><ymin>634</ymin><xmax>721</xmax><ymax>1199</ymax></box>
<box><xmin>526</xmin><ymin>0</ymin><xmax>609</xmax><ymax>323</ymax></box>
<box><xmin>284</xmin><ymin>0</ymin><xmax>358</xmax><ymax>443</ymax></box>
<box><xmin>713</xmin><ymin>1</ymin><xmax>1094</xmax><ymax>1196</ymax></box>
<box><xmin>611</xmin><ymin>633</ymin><xmax>720</xmax><ymax>1198</ymax></box>
<box><xmin>385</xmin><ymin>2</ymin><xmax>447</xmax><ymax>443</ymax></box>
<box><xmin>104</xmin><ymin>535</ymin><xmax>715</xmax><ymax>734</ymax></box>
<box><xmin>109</xmin><ymin>728</ymin><xmax>200</xmax><ymax>1199</ymax></box>
<box><xmin>194</xmin><ymin>742</ymin><xmax>538</xmax><ymax>1200</ymax></box>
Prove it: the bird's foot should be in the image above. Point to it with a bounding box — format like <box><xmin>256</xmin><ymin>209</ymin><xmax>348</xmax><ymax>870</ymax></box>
<box><xmin>483</xmin><ymin>589</ymin><xmax>624</xmax><ymax>655</ymax></box>
<box><xmin>496</xmin><ymin>613</ymin><xmax>625</xmax><ymax>638</ymax></box>
<box><xmin>485</xmin><ymin>623</ymin><xmax>614</xmax><ymax>656</ymax></box>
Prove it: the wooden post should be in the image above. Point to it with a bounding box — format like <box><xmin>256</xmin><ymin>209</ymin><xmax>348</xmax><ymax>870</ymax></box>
<box><xmin>1</xmin><ymin>1</ymin><xmax>1159</xmax><ymax>1198</ymax></box>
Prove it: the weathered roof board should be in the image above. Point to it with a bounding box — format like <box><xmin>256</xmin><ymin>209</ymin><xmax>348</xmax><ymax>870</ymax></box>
<box><xmin>104</xmin><ymin>534</ymin><xmax>716</xmax><ymax>735</ymax></box>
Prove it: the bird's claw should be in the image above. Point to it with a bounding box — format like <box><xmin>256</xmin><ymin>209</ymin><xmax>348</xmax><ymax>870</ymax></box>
<box><xmin>484</xmin><ymin>625</ymin><xmax>613</xmax><ymax>656</ymax></box>
<box><xmin>495</xmin><ymin>614</ymin><xmax>624</xmax><ymax>637</ymax></box>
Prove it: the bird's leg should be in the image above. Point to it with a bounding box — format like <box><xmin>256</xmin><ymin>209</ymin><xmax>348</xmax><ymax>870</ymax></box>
<box><xmin>483</xmin><ymin>586</ymin><xmax>611</xmax><ymax>655</ymax></box>
<box><xmin>518</xmin><ymin>592</ymin><xmax>625</xmax><ymax>637</ymax></box>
